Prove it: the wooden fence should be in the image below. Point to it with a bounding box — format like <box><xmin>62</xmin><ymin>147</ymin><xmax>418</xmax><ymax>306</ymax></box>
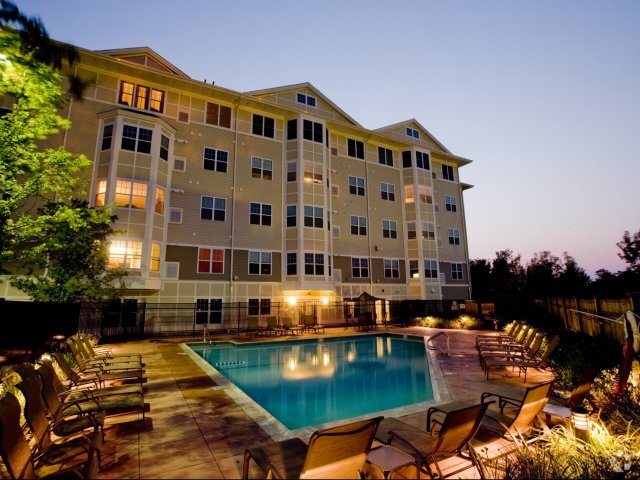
<box><xmin>543</xmin><ymin>297</ymin><xmax>638</xmax><ymax>344</ymax></box>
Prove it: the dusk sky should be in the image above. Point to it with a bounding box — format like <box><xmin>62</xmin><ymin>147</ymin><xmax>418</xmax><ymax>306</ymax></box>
<box><xmin>15</xmin><ymin>0</ymin><xmax>640</xmax><ymax>277</ymax></box>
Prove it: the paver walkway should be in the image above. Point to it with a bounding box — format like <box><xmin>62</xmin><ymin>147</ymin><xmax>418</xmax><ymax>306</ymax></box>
<box><xmin>92</xmin><ymin>327</ymin><xmax>553</xmax><ymax>479</ymax></box>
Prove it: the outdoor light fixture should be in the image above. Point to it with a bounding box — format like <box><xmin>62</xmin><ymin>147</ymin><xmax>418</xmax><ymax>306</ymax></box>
<box><xmin>287</xmin><ymin>296</ymin><xmax>297</xmax><ymax>306</ymax></box>
<box><xmin>571</xmin><ymin>405</ymin><xmax>590</xmax><ymax>439</ymax></box>
<box><xmin>321</xmin><ymin>296</ymin><xmax>329</xmax><ymax>305</ymax></box>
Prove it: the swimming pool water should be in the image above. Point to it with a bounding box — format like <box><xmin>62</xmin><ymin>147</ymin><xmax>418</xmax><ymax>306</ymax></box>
<box><xmin>189</xmin><ymin>334</ymin><xmax>434</xmax><ymax>429</ymax></box>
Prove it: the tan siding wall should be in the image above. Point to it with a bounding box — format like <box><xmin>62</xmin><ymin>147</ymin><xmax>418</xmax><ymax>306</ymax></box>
<box><xmin>166</xmin><ymin>244</ymin><xmax>230</xmax><ymax>281</ymax></box>
<box><xmin>233</xmin><ymin>250</ymin><xmax>282</xmax><ymax>282</ymax></box>
<box><xmin>370</xmin><ymin>258</ymin><xmax>406</xmax><ymax>284</ymax></box>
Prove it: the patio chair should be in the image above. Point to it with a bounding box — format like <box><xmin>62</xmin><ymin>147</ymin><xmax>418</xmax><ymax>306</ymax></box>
<box><xmin>242</xmin><ymin>416</ymin><xmax>383</xmax><ymax>479</ymax></box>
<box><xmin>76</xmin><ymin>333</ymin><xmax>142</xmax><ymax>362</ymax></box>
<box><xmin>478</xmin><ymin>380</ymin><xmax>554</xmax><ymax>448</ymax></box>
<box><xmin>483</xmin><ymin>335</ymin><xmax>560</xmax><ymax>381</ymax></box>
<box><xmin>374</xmin><ymin>401</ymin><xmax>490</xmax><ymax>478</ymax></box>
<box><xmin>0</xmin><ymin>392</ymin><xmax>98</xmax><ymax>479</ymax></box>
<box><xmin>66</xmin><ymin>337</ymin><xmax>143</xmax><ymax>370</ymax></box>
<box><xmin>302</xmin><ymin>314</ymin><xmax>325</xmax><ymax>334</ymax></box>
<box><xmin>475</xmin><ymin>320</ymin><xmax>522</xmax><ymax>346</ymax></box>
<box><xmin>264</xmin><ymin>315</ymin><xmax>285</xmax><ymax>336</ymax></box>
<box><xmin>281</xmin><ymin>316</ymin><xmax>303</xmax><ymax>335</ymax></box>
<box><xmin>63</xmin><ymin>342</ymin><xmax>145</xmax><ymax>384</ymax></box>
<box><xmin>15</xmin><ymin>375</ymin><xmax>104</xmax><ymax>469</ymax></box>
<box><xmin>479</xmin><ymin>331</ymin><xmax>545</xmax><ymax>369</ymax></box>
<box><xmin>477</xmin><ymin>327</ymin><xmax>539</xmax><ymax>355</ymax></box>
<box><xmin>51</xmin><ymin>351</ymin><xmax>144</xmax><ymax>388</ymax></box>
<box><xmin>245</xmin><ymin>316</ymin><xmax>261</xmax><ymax>336</ymax></box>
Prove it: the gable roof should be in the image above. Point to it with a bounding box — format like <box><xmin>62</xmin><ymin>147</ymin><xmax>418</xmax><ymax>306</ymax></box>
<box><xmin>374</xmin><ymin>118</ymin><xmax>451</xmax><ymax>154</ymax></box>
<box><xmin>243</xmin><ymin>82</ymin><xmax>363</xmax><ymax>128</ymax></box>
<box><xmin>95</xmin><ymin>47</ymin><xmax>190</xmax><ymax>79</ymax></box>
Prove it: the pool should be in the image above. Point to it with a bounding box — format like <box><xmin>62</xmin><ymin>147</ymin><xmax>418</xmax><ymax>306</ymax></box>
<box><xmin>187</xmin><ymin>334</ymin><xmax>435</xmax><ymax>430</ymax></box>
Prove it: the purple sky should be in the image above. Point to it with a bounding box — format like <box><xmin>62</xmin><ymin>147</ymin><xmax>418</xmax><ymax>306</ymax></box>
<box><xmin>14</xmin><ymin>0</ymin><xmax>640</xmax><ymax>277</ymax></box>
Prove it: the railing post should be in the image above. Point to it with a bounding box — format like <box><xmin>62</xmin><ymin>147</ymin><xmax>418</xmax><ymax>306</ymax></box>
<box><xmin>594</xmin><ymin>295</ymin><xmax>605</xmax><ymax>336</ymax></box>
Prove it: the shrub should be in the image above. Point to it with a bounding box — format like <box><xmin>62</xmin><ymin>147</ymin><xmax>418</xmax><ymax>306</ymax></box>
<box><xmin>417</xmin><ymin>314</ymin><xmax>489</xmax><ymax>330</ymax></box>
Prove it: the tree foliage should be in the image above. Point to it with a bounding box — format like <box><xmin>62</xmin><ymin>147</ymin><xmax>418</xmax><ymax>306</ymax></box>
<box><xmin>617</xmin><ymin>229</ymin><xmax>640</xmax><ymax>273</ymax></box>
<box><xmin>0</xmin><ymin>1</ymin><xmax>125</xmax><ymax>301</ymax></box>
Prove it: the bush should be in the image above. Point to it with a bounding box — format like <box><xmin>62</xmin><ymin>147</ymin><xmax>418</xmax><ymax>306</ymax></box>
<box><xmin>417</xmin><ymin>314</ymin><xmax>490</xmax><ymax>330</ymax></box>
<box><xmin>592</xmin><ymin>360</ymin><xmax>640</xmax><ymax>433</ymax></box>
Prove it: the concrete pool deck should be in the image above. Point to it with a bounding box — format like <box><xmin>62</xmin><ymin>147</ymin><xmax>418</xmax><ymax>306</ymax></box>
<box><xmin>92</xmin><ymin>326</ymin><xmax>554</xmax><ymax>479</ymax></box>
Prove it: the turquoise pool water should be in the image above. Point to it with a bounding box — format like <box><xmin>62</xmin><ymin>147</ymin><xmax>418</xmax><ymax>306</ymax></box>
<box><xmin>189</xmin><ymin>334</ymin><xmax>434</xmax><ymax>429</ymax></box>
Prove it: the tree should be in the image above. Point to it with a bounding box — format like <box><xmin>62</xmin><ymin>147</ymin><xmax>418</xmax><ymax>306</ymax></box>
<box><xmin>0</xmin><ymin>1</ymin><xmax>125</xmax><ymax>300</ymax></box>
<box><xmin>491</xmin><ymin>249</ymin><xmax>527</xmax><ymax>318</ymax></box>
<box><xmin>525</xmin><ymin>251</ymin><xmax>562</xmax><ymax>298</ymax></box>
<box><xmin>557</xmin><ymin>253</ymin><xmax>591</xmax><ymax>297</ymax></box>
<box><xmin>10</xmin><ymin>200</ymin><xmax>126</xmax><ymax>302</ymax></box>
<box><xmin>617</xmin><ymin>229</ymin><xmax>640</xmax><ymax>273</ymax></box>
<box><xmin>470</xmin><ymin>258</ymin><xmax>492</xmax><ymax>300</ymax></box>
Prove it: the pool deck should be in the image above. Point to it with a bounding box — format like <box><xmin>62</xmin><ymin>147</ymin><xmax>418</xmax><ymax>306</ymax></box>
<box><xmin>92</xmin><ymin>326</ymin><xmax>554</xmax><ymax>479</ymax></box>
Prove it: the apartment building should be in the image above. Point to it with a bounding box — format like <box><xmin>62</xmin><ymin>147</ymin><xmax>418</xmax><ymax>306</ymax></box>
<box><xmin>1</xmin><ymin>45</ymin><xmax>474</xmax><ymax>312</ymax></box>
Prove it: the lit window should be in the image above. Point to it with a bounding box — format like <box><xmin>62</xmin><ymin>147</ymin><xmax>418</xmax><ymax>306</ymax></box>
<box><xmin>108</xmin><ymin>240</ymin><xmax>142</xmax><ymax>269</ymax></box>
<box><xmin>252</xmin><ymin>114</ymin><xmax>275</xmax><ymax>138</ymax></box>
<box><xmin>203</xmin><ymin>147</ymin><xmax>228</xmax><ymax>173</ymax></box>
<box><xmin>348</xmin><ymin>176</ymin><xmax>366</xmax><ymax>196</ymax></box>
<box><xmin>304</xmin><ymin>252</ymin><xmax>324</xmax><ymax>275</ymax></box>
<box><xmin>249</xmin><ymin>251</ymin><xmax>272</xmax><ymax>275</ymax></box>
<box><xmin>352</xmin><ymin>257</ymin><xmax>369</xmax><ymax>278</ymax></box>
<box><xmin>409</xmin><ymin>260</ymin><xmax>419</xmax><ymax>278</ymax></box>
<box><xmin>286</xmin><ymin>252</ymin><xmax>297</xmax><ymax>275</ymax></box>
<box><xmin>101</xmin><ymin>124</ymin><xmax>113</xmax><ymax>150</ymax></box>
<box><xmin>135</xmin><ymin>85</ymin><xmax>149</xmax><ymax>110</ymax></box>
<box><xmin>382</xmin><ymin>220</ymin><xmax>397</xmax><ymax>239</ymax></box>
<box><xmin>448</xmin><ymin>228</ymin><xmax>460</xmax><ymax>245</ymax></box>
<box><xmin>404</xmin><ymin>185</ymin><xmax>414</xmax><ymax>203</ymax></box>
<box><xmin>380</xmin><ymin>182</ymin><xmax>395</xmax><ymax>201</ymax></box>
<box><xmin>119</xmin><ymin>81</ymin><xmax>134</xmax><ymax>106</ymax></box>
<box><xmin>445</xmin><ymin>195</ymin><xmax>457</xmax><ymax>212</ymax></box>
<box><xmin>114</xmin><ymin>179</ymin><xmax>147</xmax><ymax>209</ymax></box>
<box><xmin>251</xmin><ymin>157</ymin><xmax>273</xmax><ymax>180</ymax></box>
<box><xmin>150</xmin><ymin>243</ymin><xmax>161</xmax><ymax>271</ymax></box>
<box><xmin>201</xmin><ymin>196</ymin><xmax>226</xmax><ymax>221</ymax></box>
<box><xmin>197</xmin><ymin>248</ymin><xmax>224</xmax><ymax>274</ymax></box>
<box><xmin>384</xmin><ymin>259</ymin><xmax>400</xmax><ymax>278</ymax></box>
<box><xmin>350</xmin><ymin>216</ymin><xmax>367</xmax><ymax>236</ymax></box>
<box><xmin>419</xmin><ymin>186</ymin><xmax>433</xmax><ymax>204</ymax></box>
<box><xmin>452</xmin><ymin>263</ymin><xmax>464</xmax><ymax>280</ymax></box>
<box><xmin>95</xmin><ymin>180</ymin><xmax>107</xmax><ymax>207</ymax></box>
<box><xmin>303</xmin><ymin>160</ymin><xmax>322</xmax><ymax>184</ymax></box>
<box><xmin>206</xmin><ymin>102</ymin><xmax>231</xmax><ymax>128</ymax></box>
<box><xmin>154</xmin><ymin>187</ymin><xmax>165</xmax><ymax>214</ymax></box>
<box><xmin>118</xmin><ymin>80</ymin><xmax>164</xmax><ymax>113</ymax></box>
<box><xmin>304</xmin><ymin>205</ymin><xmax>323</xmax><ymax>228</ymax></box>
<box><xmin>424</xmin><ymin>260</ymin><xmax>438</xmax><ymax>278</ymax></box>
<box><xmin>250</xmin><ymin>202</ymin><xmax>272</xmax><ymax>226</ymax></box>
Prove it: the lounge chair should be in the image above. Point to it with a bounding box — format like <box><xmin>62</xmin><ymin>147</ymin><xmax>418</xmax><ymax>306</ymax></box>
<box><xmin>61</xmin><ymin>344</ymin><xmax>145</xmax><ymax>385</ymax></box>
<box><xmin>478</xmin><ymin>380</ymin><xmax>554</xmax><ymax>448</ymax></box>
<box><xmin>242</xmin><ymin>416</ymin><xmax>383</xmax><ymax>479</ymax></box>
<box><xmin>374</xmin><ymin>402</ymin><xmax>490</xmax><ymax>478</ymax></box>
<box><xmin>76</xmin><ymin>333</ymin><xmax>142</xmax><ymax>362</ymax></box>
<box><xmin>0</xmin><ymin>392</ymin><xmax>98</xmax><ymax>479</ymax></box>
<box><xmin>483</xmin><ymin>335</ymin><xmax>560</xmax><ymax>381</ymax></box>
<box><xmin>302</xmin><ymin>314</ymin><xmax>325</xmax><ymax>334</ymax></box>
<box><xmin>479</xmin><ymin>331</ymin><xmax>545</xmax><ymax>369</ymax></box>
<box><xmin>264</xmin><ymin>315</ymin><xmax>285</xmax><ymax>336</ymax></box>
<box><xmin>15</xmin><ymin>375</ymin><xmax>104</xmax><ymax>469</ymax></box>
<box><xmin>51</xmin><ymin>351</ymin><xmax>144</xmax><ymax>388</ymax></box>
<box><xmin>245</xmin><ymin>316</ymin><xmax>261</xmax><ymax>336</ymax></box>
<box><xmin>66</xmin><ymin>337</ymin><xmax>143</xmax><ymax>370</ymax></box>
<box><xmin>475</xmin><ymin>320</ymin><xmax>522</xmax><ymax>346</ymax></box>
<box><xmin>477</xmin><ymin>327</ymin><xmax>539</xmax><ymax>355</ymax></box>
<box><xmin>281</xmin><ymin>316</ymin><xmax>303</xmax><ymax>335</ymax></box>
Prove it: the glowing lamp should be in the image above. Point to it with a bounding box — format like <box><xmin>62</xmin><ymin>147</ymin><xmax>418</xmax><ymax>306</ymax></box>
<box><xmin>287</xmin><ymin>297</ymin><xmax>297</xmax><ymax>306</ymax></box>
<box><xmin>571</xmin><ymin>406</ymin><xmax>590</xmax><ymax>439</ymax></box>
<box><xmin>321</xmin><ymin>296</ymin><xmax>329</xmax><ymax>305</ymax></box>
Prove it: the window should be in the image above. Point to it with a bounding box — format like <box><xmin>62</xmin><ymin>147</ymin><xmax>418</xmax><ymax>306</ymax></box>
<box><xmin>169</xmin><ymin>207</ymin><xmax>182</xmax><ymax>223</ymax></box>
<box><xmin>303</xmin><ymin>160</ymin><xmax>322</xmax><ymax>184</ymax></box>
<box><xmin>203</xmin><ymin>147</ymin><xmax>228</xmax><ymax>173</ymax></box>
<box><xmin>448</xmin><ymin>228</ymin><xmax>460</xmax><ymax>245</ymax></box>
<box><xmin>118</xmin><ymin>80</ymin><xmax>164</xmax><ymax>112</ymax></box>
<box><xmin>380</xmin><ymin>182</ymin><xmax>395</xmax><ymax>201</ymax></box>
<box><xmin>347</xmin><ymin>139</ymin><xmax>364</xmax><ymax>159</ymax></box>
<box><xmin>249</xmin><ymin>251</ymin><xmax>271</xmax><ymax>275</ymax></box>
<box><xmin>196</xmin><ymin>298</ymin><xmax>222</xmax><ymax>324</ymax></box>
<box><xmin>406</xmin><ymin>127</ymin><xmax>420</xmax><ymax>139</ymax></box>
<box><xmin>409</xmin><ymin>260</ymin><xmax>419</xmax><ymax>278</ymax></box>
<box><xmin>165</xmin><ymin>261</ymin><xmax>179</xmax><ymax>279</ymax></box>
<box><xmin>304</xmin><ymin>253</ymin><xmax>324</xmax><ymax>275</ymax></box>
<box><xmin>422</xmin><ymin>222</ymin><xmax>435</xmax><ymax>239</ymax></box>
<box><xmin>252</xmin><ymin>114</ymin><xmax>275</xmax><ymax>138</ymax></box>
<box><xmin>95</xmin><ymin>180</ymin><xmax>107</xmax><ymax>207</ymax></box>
<box><xmin>286</xmin><ymin>252</ymin><xmax>297</xmax><ymax>275</ymax></box>
<box><xmin>197</xmin><ymin>248</ymin><xmax>224</xmax><ymax>273</ymax></box>
<box><xmin>160</xmin><ymin>135</ymin><xmax>169</xmax><ymax>161</ymax></box>
<box><xmin>407</xmin><ymin>222</ymin><xmax>416</xmax><ymax>240</ymax></box>
<box><xmin>250</xmin><ymin>202</ymin><xmax>272</xmax><ymax>226</ymax></box>
<box><xmin>287</xmin><ymin>119</ymin><xmax>297</xmax><ymax>140</ymax></box>
<box><xmin>384</xmin><ymin>259</ymin><xmax>400</xmax><ymax>279</ymax></box>
<box><xmin>201</xmin><ymin>196</ymin><xmax>226</xmax><ymax>221</ymax></box>
<box><xmin>154</xmin><ymin>187</ymin><xmax>165</xmax><ymax>214</ymax></box>
<box><xmin>445</xmin><ymin>195</ymin><xmax>457</xmax><ymax>212</ymax></box>
<box><xmin>350</xmin><ymin>216</ymin><xmax>367</xmax><ymax>236</ymax></box>
<box><xmin>351</xmin><ymin>257</ymin><xmax>369</xmax><ymax>278</ymax></box>
<box><xmin>378</xmin><ymin>147</ymin><xmax>393</xmax><ymax>166</ymax></box>
<box><xmin>383</xmin><ymin>220</ymin><xmax>397</xmax><ymax>239</ymax></box>
<box><xmin>108</xmin><ymin>240</ymin><xmax>142</xmax><ymax>269</ymax></box>
<box><xmin>251</xmin><ymin>157</ymin><xmax>273</xmax><ymax>180</ymax></box>
<box><xmin>424</xmin><ymin>260</ymin><xmax>438</xmax><ymax>279</ymax></box>
<box><xmin>404</xmin><ymin>185</ymin><xmax>414</xmax><ymax>203</ymax></box>
<box><xmin>442</xmin><ymin>164</ymin><xmax>455</xmax><ymax>181</ymax></box>
<box><xmin>303</xmin><ymin>205</ymin><xmax>323</xmax><ymax>228</ymax></box>
<box><xmin>248</xmin><ymin>298</ymin><xmax>271</xmax><ymax>315</ymax></box>
<box><xmin>303</xmin><ymin>120</ymin><xmax>323</xmax><ymax>143</ymax></box>
<box><xmin>101</xmin><ymin>124</ymin><xmax>113</xmax><ymax>150</ymax></box>
<box><xmin>121</xmin><ymin>125</ymin><xmax>152</xmax><ymax>154</ymax></box>
<box><xmin>114</xmin><ymin>179</ymin><xmax>147</xmax><ymax>209</ymax></box>
<box><xmin>173</xmin><ymin>157</ymin><xmax>186</xmax><ymax>172</ymax></box>
<box><xmin>416</xmin><ymin>151</ymin><xmax>430</xmax><ymax>170</ymax></box>
<box><xmin>150</xmin><ymin>243</ymin><xmax>161</xmax><ymax>272</ymax></box>
<box><xmin>287</xmin><ymin>162</ymin><xmax>297</xmax><ymax>182</ymax></box>
<box><xmin>286</xmin><ymin>205</ymin><xmax>297</xmax><ymax>227</ymax></box>
<box><xmin>452</xmin><ymin>263</ymin><xmax>464</xmax><ymax>280</ymax></box>
<box><xmin>206</xmin><ymin>102</ymin><xmax>231</xmax><ymax>128</ymax></box>
<box><xmin>402</xmin><ymin>151</ymin><xmax>412</xmax><ymax>168</ymax></box>
<box><xmin>348</xmin><ymin>176</ymin><xmax>366</xmax><ymax>196</ymax></box>
<box><xmin>297</xmin><ymin>92</ymin><xmax>316</xmax><ymax>106</ymax></box>
<box><xmin>419</xmin><ymin>186</ymin><xmax>433</xmax><ymax>204</ymax></box>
